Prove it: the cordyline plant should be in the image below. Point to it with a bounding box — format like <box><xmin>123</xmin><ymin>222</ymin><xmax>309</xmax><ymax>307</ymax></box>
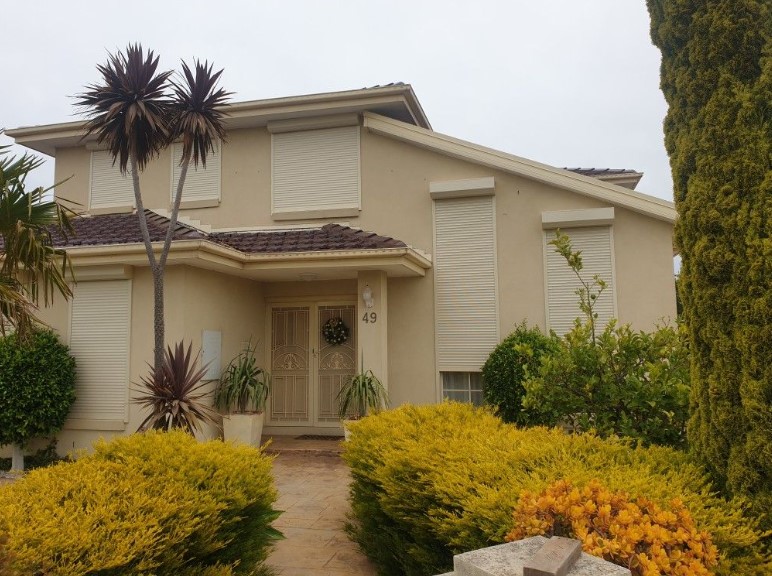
<box><xmin>134</xmin><ymin>341</ymin><xmax>218</xmax><ymax>435</ymax></box>
<box><xmin>76</xmin><ymin>44</ymin><xmax>231</xmax><ymax>377</ymax></box>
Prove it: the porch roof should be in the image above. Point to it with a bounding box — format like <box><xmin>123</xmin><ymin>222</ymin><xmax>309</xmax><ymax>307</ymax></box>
<box><xmin>45</xmin><ymin>211</ymin><xmax>430</xmax><ymax>280</ymax></box>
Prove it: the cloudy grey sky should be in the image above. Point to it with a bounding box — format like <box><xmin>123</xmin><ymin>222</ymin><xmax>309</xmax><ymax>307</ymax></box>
<box><xmin>0</xmin><ymin>0</ymin><xmax>673</xmax><ymax>202</ymax></box>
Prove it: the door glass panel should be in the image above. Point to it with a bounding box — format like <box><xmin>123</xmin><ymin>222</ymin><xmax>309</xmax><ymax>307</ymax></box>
<box><xmin>317</xmin><ymin>305</ymin><xmax>356</xmax><ymax>422</ymax></box>
<box><xmin>271</xmin><ymin>307</ymin><xmax>310</xmax><ymax>422</ymax></box>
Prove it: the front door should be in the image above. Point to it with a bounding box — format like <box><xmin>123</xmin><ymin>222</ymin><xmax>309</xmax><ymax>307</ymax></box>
<box><xmin>269</xmin><ymin>303</ymin><xmax>356</xmax><ymax>428</ymax></box>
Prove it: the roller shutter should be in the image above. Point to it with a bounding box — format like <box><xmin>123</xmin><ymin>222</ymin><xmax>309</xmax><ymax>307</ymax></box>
<box><xmin>68</xmin><ymin>280</ymin><xmax>131</xmax><ymax>421</ymax></box>
<box><xmin>90</xmin><ymin>151</ymin><xmax>134</xmax><ymax>210</ymax></box>
<box><xmin>272</xmin><ymin>126</ymin><xmax>360</xmax><ymax>214</ymax></box>
<box><xmin>171</xmin><ymin>141</ymin><xmax>221</xmax><ymax>203</ymax></box>
<box><xmin>434</xmin><ymin>196</ymin><xmax>498</xmax><ymax>370</ymax></box>
<box><xmin>545</xmin><ymin>227</ymin><xmax>615</xmax><ymax>336</ymax></box>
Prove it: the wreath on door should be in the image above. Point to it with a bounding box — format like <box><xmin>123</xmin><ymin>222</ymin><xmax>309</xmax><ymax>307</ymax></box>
<box><xmin>322</xmin><ymin>317</ymin><xmax>349</xmax><ymax>346</ymax></box>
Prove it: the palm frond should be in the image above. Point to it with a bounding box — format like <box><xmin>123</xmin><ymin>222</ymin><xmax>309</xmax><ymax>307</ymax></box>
<box><xmin>76</xmin><ymin>44</ymin><xmax>172</xmax><ymax>173</ymax></box>
<box><xmin>0</xmin><ymin>144</ymin><xmax>76</xmax><ymax>339</ymax></box>
<box><xmin>169</xmin><ymin>59</ymin><xmax>232</xmax><ymax>169</ymax></box>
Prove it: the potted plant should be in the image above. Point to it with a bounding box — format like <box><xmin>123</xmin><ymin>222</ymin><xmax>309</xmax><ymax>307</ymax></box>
<box><xmin>337</xmin><ymin>356</ymin><xmax>388</xmax><ymax>440</ymax></box>
<box><xmin>215</xmin><ymin>341</ymin><xmax>270</xmax><ymax>446</ymax></box>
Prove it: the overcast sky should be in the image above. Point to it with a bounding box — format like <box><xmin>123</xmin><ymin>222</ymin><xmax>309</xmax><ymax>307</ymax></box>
<box><xmin>0</xmin><ymin>0</ymin><xmax>674</xmax><ymax>202</ymax></box>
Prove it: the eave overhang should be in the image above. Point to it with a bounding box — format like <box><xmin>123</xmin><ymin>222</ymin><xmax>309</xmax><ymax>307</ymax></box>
<box><xmin>64</xmin><ymin>240</ymin><xmax>432</xmax><ymax>282</ymax></box>
<box><xmin>6</xmin><ymin>84</ymin><xmax>431</xmax><ymax>157</ymax></box>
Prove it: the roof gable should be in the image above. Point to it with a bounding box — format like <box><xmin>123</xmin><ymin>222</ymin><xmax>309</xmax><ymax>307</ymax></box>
<box><xmin>363</xmin><ymin>112</ymin><xmax>676</xmax><ymax>223</ymax></box>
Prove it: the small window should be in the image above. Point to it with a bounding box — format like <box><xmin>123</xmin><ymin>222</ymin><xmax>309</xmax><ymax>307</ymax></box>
<box><xmin>441</xmin><ymin>372</ymin><xmax>484</xmax><ymax>405</ymax></box>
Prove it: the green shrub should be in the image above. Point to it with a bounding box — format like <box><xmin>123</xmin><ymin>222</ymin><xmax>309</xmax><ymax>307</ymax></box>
<box><xmin>523</xmin><ymin>321</ymin><xmax>691</xmax><ymax>448</ymax></box>
<box><xmin>0</xmin><ymin>330</ymin><xmax>76</xmax><ymax>450</ymax></box>
<box><xmin>0</xmin><ymin>430</ymin><xmax>281</xmax><ymax>575</ymax></box>
<box><xmin>342</xmin><ymin>403</ymin><xmax>770</xmax><ymax>576</ymax></box>
<box><xmin>482</xmin><ymin>323</ymin><xmax>557</xmax><ymax>425</ymax></box>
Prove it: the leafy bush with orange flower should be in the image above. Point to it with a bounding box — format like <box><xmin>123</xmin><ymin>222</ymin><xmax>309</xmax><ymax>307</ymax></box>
<box><xmin>343</xmin><ymin>403</ymin><xmax>770</xmax><ymax>576</ymax></box>
<box><xmin>507</xmin><ymin>479</ymin><xmax>718</xmax><ymax>575</ymax></box>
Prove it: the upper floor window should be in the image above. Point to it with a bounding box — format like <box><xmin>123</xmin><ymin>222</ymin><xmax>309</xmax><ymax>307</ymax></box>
<box><xmin>90</xmin><ymin>150</ymin><xmax>134</xmax><ymax>212</ymax></box>
<box><xmin>171</xmin><ymin>141</ymin><xmax>221</xmax><ymax>209</ymax></box>
<box><xmin>271</xmin><ymin>125</ymin><xmax>360</xmax><ymax>220</ymax></box>
<box><xmin>544</xmin><ymin>225</ymin><xmax>616</xmax><ymax>336</ymax></box>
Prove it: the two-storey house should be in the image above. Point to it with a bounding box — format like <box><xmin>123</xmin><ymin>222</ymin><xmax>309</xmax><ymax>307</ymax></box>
<box><xmin>7</xmin><ymin>84</ymin><xmax>677</xmax><ymax>449</ymax></box>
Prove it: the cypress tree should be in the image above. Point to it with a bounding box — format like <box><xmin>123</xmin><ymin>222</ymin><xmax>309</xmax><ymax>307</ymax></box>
<box><xmin>647</xmin><ymin>0</ymin><xmax>771</xmax><ymax>514</ymax></box>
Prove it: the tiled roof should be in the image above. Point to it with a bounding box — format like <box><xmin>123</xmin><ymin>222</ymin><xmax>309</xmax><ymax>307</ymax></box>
<box><xmin>564</xmin><ymin>168</ymin><xmax>640</xmax><ymax>177</ymax></box>
<box><xmin>48</xmin><ymin>210</ymin><xmax>205</xmax><ymax>247</ymax></box>
<box><xmin>31</xmin><ymin>212</ymin><xmax>406</xmax><ymax>254</ymax></box>
<box><xmin>211</xmin><ymin>223</ymin><xmax>406</xmax><ymax>253</ymax></box>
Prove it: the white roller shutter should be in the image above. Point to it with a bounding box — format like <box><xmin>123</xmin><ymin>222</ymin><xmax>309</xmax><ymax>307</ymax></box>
<box><xmin>69</xmin><ymin>280</ymin><xmax>131</xmax><ymax>421</ymax></box>
<box><xmin>171</xmin><ymin>141</ymin><xmax>221</xmax><ymax>203</ymax></box>
<box><xmin>90</xmin><ymin>151</ymin><xmax>134</xmax><ymax>210</ymax></box>
<box><xmin>434</xmin><ymin>196</ymin><xmax>498</xmax><ymax>370</ymax></box>
<box><xmin>545</xmin><ymin>227</ymin><xmax>616</xmax><ymax>336</ymax></box>
<box><xmin>272</xmin><ymin>126</ymin><xmax>360</xmax><ymax>214</ymax></box>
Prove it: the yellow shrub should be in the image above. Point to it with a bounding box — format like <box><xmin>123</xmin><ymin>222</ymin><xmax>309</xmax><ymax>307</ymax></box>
<box><xmin>0</xmin><ymin>431</ymin><xmax>280</xmax><ymax>575</ymax></box>
<box><xmin>343</xmin><ymin>403</ymin><xmax>771</xmax><ymax>576</ymax></box>
<box><xmin>506</xmin><ymin>479</ymin><xmax>718</xmax><ymax>576</ymax></box>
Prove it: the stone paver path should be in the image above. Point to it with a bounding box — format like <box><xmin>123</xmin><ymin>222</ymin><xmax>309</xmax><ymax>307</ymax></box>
<box><xmin>267</xmin><ymin>452</ymin><xmax>377</xmax><ymax>576</ymax></box>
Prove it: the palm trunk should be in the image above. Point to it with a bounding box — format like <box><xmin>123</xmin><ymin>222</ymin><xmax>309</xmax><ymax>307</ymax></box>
<box><xmin>129</xmin><ymin>155</ymin><xmax>163</xmax><ymax>375</ymax></box>
<box><xmin>129</xmin><ymin>153</ymin><xmax>191</xmax><ymax>377</ymax></box>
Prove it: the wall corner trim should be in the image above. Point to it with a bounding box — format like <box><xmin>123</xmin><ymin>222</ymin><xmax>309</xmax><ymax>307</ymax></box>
<box><xmin>429</xmin><ymin>177</ymin><xmax>495</xmax><ymax>199</ymax></box>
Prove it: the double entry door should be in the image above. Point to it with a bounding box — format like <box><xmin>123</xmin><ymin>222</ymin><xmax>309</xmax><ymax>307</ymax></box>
<box><xmin>268</xmin><ymin>302</ymin><xmax>356</xmax><ymax>428</ymax></box>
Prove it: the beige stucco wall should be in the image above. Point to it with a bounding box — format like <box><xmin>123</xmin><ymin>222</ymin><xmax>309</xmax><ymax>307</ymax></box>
<box><xmin>41</xmin><ymin>117</ymin><xmax>676</xmax><ymax>427</ymax></box>
<box><xmin>1</xmin><ymin>265</ymin><xmax>264</xmax><ymax>457</ymax></box>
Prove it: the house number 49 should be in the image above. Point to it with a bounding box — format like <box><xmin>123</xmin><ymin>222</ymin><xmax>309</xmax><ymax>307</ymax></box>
<box><xmin>362</xmin><ymin>312</ymin><xmax>377</xmax><ymax>324</ymax></box>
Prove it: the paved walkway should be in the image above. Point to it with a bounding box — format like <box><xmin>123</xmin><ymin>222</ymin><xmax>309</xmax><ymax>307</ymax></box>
<box><xmin>265</xmin><ymin>439</ymin><xmax>377</xmax><ymax>576</ymax></box>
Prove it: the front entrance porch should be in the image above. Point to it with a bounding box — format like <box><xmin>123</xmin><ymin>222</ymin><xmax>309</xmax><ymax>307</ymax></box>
<box><xmin>267</xmin><ymin>302</ymin><xmax>357</xmax><ymax>433</ymax></box>
<box><xmin>262</xmin><ymin>271</ymin><xmax>389</xmax><ymax>437</ymax></box>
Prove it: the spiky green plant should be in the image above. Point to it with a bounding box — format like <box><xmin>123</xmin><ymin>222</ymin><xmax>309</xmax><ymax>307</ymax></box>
<box><xmin>337</xmin><ymin>355</ymin><xmax>388</xmax><ymax>419</ymax></box>
<box><xmin>215</xmin><ymin>342</ymin><xmax>270</xmax><ymax>414</ymax></box>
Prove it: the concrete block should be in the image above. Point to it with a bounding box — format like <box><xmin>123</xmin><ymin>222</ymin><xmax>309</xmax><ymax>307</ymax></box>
<box><xmin>450</xmin><ymin>537</ymin><xmax>630</xmax><ymax>576</ymax></box>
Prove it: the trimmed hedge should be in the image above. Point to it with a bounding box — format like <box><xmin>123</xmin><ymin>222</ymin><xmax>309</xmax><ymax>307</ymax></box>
<box><xmin>0</xmin><ymin>431</ymin><xmax>281</xmax><ymax>575</ymax></box>
<box><xmin>342</xmin><ymin>403</ymin><xmax>770</xmax><ymax>576</ymax></box>
<box><xmin>0</xmin><ymin>329</ymin><xmax>76</xmax><ymax>448</ymax></box>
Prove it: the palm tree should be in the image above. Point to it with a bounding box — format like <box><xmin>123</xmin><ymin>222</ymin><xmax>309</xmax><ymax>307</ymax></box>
<box><xmin>0</xmin><ymin>144</ymin><xmax>74</xmax><ymax>339</ymax></box>
<box><xmin>76</xmin><ymin>45</ymin><xmax>230</xmax><ymax>376</ymax></box>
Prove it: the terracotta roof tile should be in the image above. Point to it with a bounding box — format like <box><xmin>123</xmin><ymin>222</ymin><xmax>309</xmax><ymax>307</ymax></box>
<box><xmin>210</xmin><ymin>223</ymin><xmax>406</xmax><ymax>253</ymax></box>
<box><xmin>3</xmin><ymin>212</ymin><xmax>407</xmax><ymax>255</ymax></box>
<box><xmin>47</xmin><ymin>210</ymin><xmax>205</xmax><ymax>248</ymax></box>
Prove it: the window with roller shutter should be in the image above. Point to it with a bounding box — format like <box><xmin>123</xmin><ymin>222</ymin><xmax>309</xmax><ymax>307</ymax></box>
<box><xmin>271</xmin><ymin>126</ymin><xmax>360</xmax><ymax>218</ymax></box>
<box><xmin>89</xmin><ymin>150</ymin><xmax>134</xmax><ymax>211</ymax></box>
<box><xmin>433</xmin><ymin>195</ymin><xmax>499</xmax><ymax>372</ymax></box>
<box><xmin>544</xmin><ymin>226</ymin><xmax>616</xmax><ymax>336</ymax></box>
<box><xmin>170</xmin><ymin>141</ymin><xmax>221</xmax><ymax>207</ymax></box>
<box><xmin>68</xmin><ymin>280</ymin><xmax>131</xmax><ymax>425</ymax></box>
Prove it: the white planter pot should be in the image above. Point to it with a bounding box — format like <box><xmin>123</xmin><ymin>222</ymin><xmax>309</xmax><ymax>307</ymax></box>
<box><xmin>222</xmin><ymin>412</ymin><xmax>265</xmax><ymax>447</ymax></box>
